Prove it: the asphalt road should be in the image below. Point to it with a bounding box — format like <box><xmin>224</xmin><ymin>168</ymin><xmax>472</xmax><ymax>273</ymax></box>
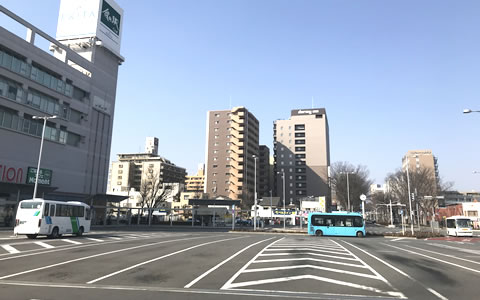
<box><xmin>0</xmin><ymin>229</ymin><xmax>479</xmax><ymax>300</ymax></box>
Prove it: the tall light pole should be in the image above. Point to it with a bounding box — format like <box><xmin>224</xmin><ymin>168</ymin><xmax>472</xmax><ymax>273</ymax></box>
<box><xmin>269</xmin><ymin>190</ymin><xmax>273</xmax><ymax>225</ymax></box>
<box><xmin>32</xmin><ymin>115</ymin><xmax>57</xmax><ymax>199</ymax></box>
<box><xmin>405</xmin><ymin>160</ymin><xmax>414</xmax><ymax>234</ymax></box>
<box><xmin>277</xmin><ymin>170</ymin><xmax>286</xmax><ymax>229</ymax></box>
<box><xmin>340</xmin><ymin>171</ymin><xmax>353</xmax><ymax>211</ymax></box>
<box><xmin>253</xmin><ymin>155</ymin><xmax>258</xmax><ymax>231</ymax></box>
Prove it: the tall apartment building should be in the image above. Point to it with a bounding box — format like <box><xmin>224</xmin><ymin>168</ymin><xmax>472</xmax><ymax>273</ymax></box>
<box><xmin>273</xmin><ymin>108</ymin><xmax>331</xmax><ymax>207</ymax></box>
<box><xmin>258</xmin><ymin>145</ymin><xmax>272</xmax><ymax>198</ymax></box>
<box><xmin>185</xmin><ymin>164</ymin><xmax>205</xmax><ymax>194</ymax></box>
<box><xmin>145</xmin><ymin>137</ymin><xmax>159</xmax><ymax>155</ymax></box>
<box><xmin>402</xmin><ymin>150</ymin><xmax>439</xmax><ymax>183</ymax></box>
<box><xmin>205</xmin><ymin>107</ymin><xmax>259</xmax><ymax>205</ymax></box>
<box><xmin>0</xmin><ymin>0</ymin><xmax>124</xmax><ymax>219</ymax></box>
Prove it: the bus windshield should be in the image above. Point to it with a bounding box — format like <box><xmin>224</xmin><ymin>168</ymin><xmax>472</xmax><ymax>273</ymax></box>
<box><xmin>20</xmin><ymin>202</ymin><xmax>42</xmax><ymax>209</ymax></box>
<box><xmin>456</xmin><ymin>219</ymin><xmax>471</xmax><ymax>228</ymax></box>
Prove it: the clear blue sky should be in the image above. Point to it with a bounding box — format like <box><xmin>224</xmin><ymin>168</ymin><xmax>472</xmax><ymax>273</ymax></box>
<box><xmin>3</xmin><ymin>0</ymin><xmax>480</xmax><ymax>192</ymax></box>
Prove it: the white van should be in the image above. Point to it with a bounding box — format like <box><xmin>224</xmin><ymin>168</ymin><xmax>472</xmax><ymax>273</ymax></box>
<box><xmin>446</xmin><ymin>216</ymin><xmax>473</xmax><ymax>237</ymax></box>
<box><xmin>14</xmin><ymin>199</ymin><xmax>91</xmax><ymax>239</ymax></box>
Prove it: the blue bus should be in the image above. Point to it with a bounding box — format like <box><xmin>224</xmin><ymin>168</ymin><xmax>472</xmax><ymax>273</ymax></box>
<box><xmin>308</xmin><ymin>212</ymin><xmax>366</xmax><ymax>237</ymax></box>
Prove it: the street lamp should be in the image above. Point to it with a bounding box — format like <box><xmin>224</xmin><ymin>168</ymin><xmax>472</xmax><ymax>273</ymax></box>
<box><xmin>340</xmin><ymin>171</ymin><xmax>354</xmax><ymax>211</ymax></box>
<box><xmin>277</xmin><ymin>170</ymin><xmax>286</xmax><ymax>229</ymax></box>
<box><xmin>252</xmin><ymin>155</ymin><xmax>258</xmax><ymax>231</ymax></box>
<box><xmin>405</xmin><ymin>159</ymin><xmax>414</xmax><ymax>234</ymax></box>
<box><xmin>463</xmin><ymin>109</ymin><xmax>480</xmax><ymax>114</ymax></box>
<box><xmin>31</xmin><ymin>115</ymin><xmax>57</xmax><ymax>199</ymax></box>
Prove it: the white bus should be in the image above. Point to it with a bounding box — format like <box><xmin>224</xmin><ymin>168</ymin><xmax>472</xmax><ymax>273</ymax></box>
<box><xmin>446</xmin><ymin>216</ymin><xmax>473</xmax><ymax>237</ymax></box>
<box><xmin>14</xmin><ymin>199</ymin><xmax>91</xmax><ymax>239</ymax></box>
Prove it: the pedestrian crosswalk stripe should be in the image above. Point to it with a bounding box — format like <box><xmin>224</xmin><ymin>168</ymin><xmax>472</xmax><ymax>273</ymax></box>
<box><xmin>85</xmin><ymin>238</ymin><xmax>104</xmax><ymax>242</ymax></box>
<box><xmin>34</xmin><ymin>242</ymin><xmax>55</xmax><ymax>249</ymax></box>
<box><xmin>62</xmin><ymin>239</ymin><xmax>82</xmax><ymax>245</ymax></box>
<box><xmin>1</xmin><ymin>244</ymin><xmax>20</xmax><ymax>254</ymax></box>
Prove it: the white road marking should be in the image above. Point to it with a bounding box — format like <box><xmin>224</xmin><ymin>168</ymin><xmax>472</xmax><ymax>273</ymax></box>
<box><xmin>342</xmin><ymin>241</ymin><xmax>449</xmax><ymax>300</ymax></box>
<box><xmin>386</xmin><ymin>244</ymin><xmax>480</xmax><ymax>274</ymax></box>
<box><xmin>404</xmin><ymin>245</ymin><xmax>480</xmax><ymax>266</ymax></box>
<box><xmin>428</xmin><ymin>288</ymin><xmax>449</xmax><ymax>300</ymax></box>
<box><xmin>426</xmin><ymin>243</ymin><xmax>480</xmax><ymax>255</ymax></box>
<box><xmin>106</xmin><ymin>236</ymin><xmax>122</xmax><ymax>240</ymax></box>
<box><xmin>224</xmin><ymin>274</ymin><xmax>405</xmax><ymax>298</ymax></box>
<box><xmin>265</xmin><ymin>247</ymin><xmax>351</xmax><ymax>256</ymax></box>
<box><xmin>85</xmin><ymin>238</ymin><xmax>104</xmax><ymax>242</ymax></box>
<box><xmin>253</xmin><ymin>257</ymin><xmax>368</xmax><ymax>268</ymax></box>
<box><xmin>0</xmin><ymin>235</ymin><xmax>217</xmax><ymax>279</ymax></box>
<box><xmin>242</xmin><ymin>264</ymin><xmax>381</xmax><ymax>280</ymax></box>
<box><xmin>390</xmin><ymin>238</ymin><xmax>408</xmax><ymax>242</ymax></box>
<box><xmin>34</xmin><ymin>242</ymin><xmax>55</xmax><ymax>249</ymax></box>
<box><xmin>87</xmin><ymin>236</ymin><xmax>248</xmax><ymax>284</ymax></box>
<box><xmin>259</xmin><ymin>251</ymin><xmax>358</xmax><ymax>261</ymax></box>
<box><xmin>61</xmin><ymin>239</ymin><xmax>82</xmax><ymax>245</ymax></box>
<box><xmin>1</xmin><ymin>244</ymin><xmax>20</xmax><ymax>254</ymax></box>
<box><xmin>221</xmin><ymin>238</ymin><xmax>284</xmax><ymax>290</ymax></box>
<box><xmin>184</xmin><ymin>237</ymin><xmax>276</xmax><ymax>288</ymax></box>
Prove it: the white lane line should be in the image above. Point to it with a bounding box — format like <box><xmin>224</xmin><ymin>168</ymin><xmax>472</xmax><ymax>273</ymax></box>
<box><xmin>254</xmin><ymin>257</ymin><xmax>367</xmax><ymax>268</ymax></box>
<box><xmin>259</xmin><ymin>251</ymin><xmax>358</xmax><ymax>261</ymax></box>
<box><xmin>0</xmin><ymin>235</ymin><xmax>217</xmax><ymax>280</ymax></box>
<box><xmin>390</xmin><ymin>238</ymin><xmax>408</xmax><ymax>242</ymax></box>
<box><xmin>34</xmin><ymin>242</ymin><xmax>55</xmax><ymax>249</ymax></box>
<box><xmin>61</xmin><ymin>239</ymin><xmax>82</xmax><ymax>245</ymax></box>
<box><xmin>242</xmin><ymin>264</ymin><xmax>381</xmax><ymax>280</ymax></box>
<box><xmin>404</xmin><ymin>245</ymin><xmax>480</xmax><ymax>266</ymax></box>
<box><xmin>106</xmin><ymin>237</ymin><xmax>122</xmax><ymax>240</ymax></box>
<box><xmin>342</xmin><ymin>241</ymin><xmax>448</xmax><ymax>300</ymax></box>
<box><xmin>428</xmin><ymin>288</ymin><xmax>449</xmax><ymax>300</ymax></box>
<box><xmin>85</xmin><ymin>238</ymin><xmax>104</xmax><ymax>242</ymax></box>
<box><xmin>221</xmin><ymin>238</ymin><xmax>284</xmax><ymax>290</ymax></box>
<box><xmin>386</xmin><ymin>244</ymin><xmax>480</xmax><ymax>274</ymax></box>
<box><xmin>184</xmin><ymin>237</ymin><xmax>276</xmax><ymax>288</ymax></box>
<box><xmin>225</xmin><ymin>274</ymin><xmax>405</xmax><ymax>298</ymax></box>
<box><xmin>426</xmin><ymin>243</ymin><xmax>480</xmax><ymax>255</ymax></box>
<box><xmin>1</xmin><ymin>245</ymin><xmax>20</xmax><ymax>254</ymax></box>
<box><xmin>330</xmin><ymin>239</ymin><xmax>392</xmax><ymax>288</ymax></box>
<box><xmin>87</xmin><ymin>236</ymin><xmax>248</xmax><ymax>284</ymax></box>
<box><xmin>265</xmin><ymin>247</ymin><xmax>351</xmax><ymax>256</ymax></box>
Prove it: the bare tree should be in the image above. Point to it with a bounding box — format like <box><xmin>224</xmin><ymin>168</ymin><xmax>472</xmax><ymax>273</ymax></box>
<box><xmin>331</xmin><ymin>162</ymin><xmax>372</xmax><ymax>212</ymax></box>
<box><xmin>386</xmin><ymin>167</ymin><xmax>453</xmax><ymax>225</ymax></box>
<box><xmin>138</xmin><ymin>170</ymin><xmax>179</xmax><ymax>225</ymax></box>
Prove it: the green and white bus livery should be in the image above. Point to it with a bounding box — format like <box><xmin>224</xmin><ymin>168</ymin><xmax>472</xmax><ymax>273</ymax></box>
<box><xmin>14</xmin><ymin>199</ymin><xmax>91</xmax><ymax>239</ymax></box>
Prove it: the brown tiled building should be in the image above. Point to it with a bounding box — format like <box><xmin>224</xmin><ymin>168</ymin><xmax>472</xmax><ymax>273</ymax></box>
<box><xmin>204</xmin><ymin>107</ymin><xmax>259</xmax><ymax>206</ymax></box>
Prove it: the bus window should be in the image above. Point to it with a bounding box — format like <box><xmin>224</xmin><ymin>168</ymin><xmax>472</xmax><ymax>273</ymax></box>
<box><xmin>21</xmin><ymin>202</ymin><xmax>42</xmax><ymax>209</ymax></box>
<box><xmin>456</xmin><ymin>219</ymin><xmax>471</xmax><ymax>228</ymax></box>
<box><xmin>447</xmin><ymin>219</ymin><xmax>456</xmax><ymax>228</ymax></box>
<box><xmin>335</xmin><ymin>217</ymin><xmax>345</xmax><ymax>227</ymax></box>
<box><xmin>85</xmin><ymin>207</ymin><xmax>91</xmax><ymax>220</ymax></box>
<box><xmin>43</xmin><ymin>203</ymin><xmax>50</xmax><ymax>216</ymax></box>
<box><xmin>312</xmin><ymin>215</ymin><xmax>325</xmax><ymax>226</ymax></box>
<box><xmin>353</xmin><ymin>217</ymin><xmax>363</xmax><ymax>227</ymax></box>
<box><xmin>50</xmin><ymin>205</ymin><xmax>55</xmax><ymax>216</ymax></box>
<box><xmin>326</xmin><ymin>217</ymin><xmax>333</xmax><ymax>226</ymax></box>
<box><xmin>345</xmin><ymin>218</ymin><xmax>353</xmax><ymax>227</ymax></box>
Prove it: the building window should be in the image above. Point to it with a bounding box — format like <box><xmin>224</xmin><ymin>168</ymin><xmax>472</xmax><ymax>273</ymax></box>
<box><xmin>213</xmin><ymin>150</ymin><xmax>218</xmax><ymax>154</ymax></box>
<box><xmin>215</xmin><ymin>114</ymin><xmax>220</xmax><ymax>117</ymax></box>
<box><xmin>295</xmin><ymin>124</ymin><xmax>305</xmax><ymax>130</ymax></box>
<box><xmin>296</xmin><ymin>182</ymin><xmax>306</xmax><ymax>188</ymax></box>
<box><xmin>295</xmin><ymin>154</ymin><xmax>306</xmax><ymax>159</ymax></box>
<box><xmin>226</xmin><ymin>142</ymin><xmax>231</xmax><ymax>145</ymax></box>
<box><xmin>295</xmin><ymin>147</ymin><xmax>305</xmax><ymax>152</ymax></box>
<box><xmin>117</xmin><ymin>181</ymin><xmax>121</xmax><ymax>185</ymax></box>
<box><xmin>213</xmin><ymin>165</ymin><xmax>218</xmax><ymax>168</ymax></box>
<box><xmin>118</xmin><ymin>170</ymin><xmax>123</xmax><ymax>174</ymax></box>
<box><xmin>214</xmin><ymin>142</ymin><xmax>219</xmax><ymax>146</ymax></box>
<box><xmin>296</xmin><ymin>161</ymin><xmax>306</xmax><ymax>166</ymax></box>
<box><xmin>119</xmin><ymin>165</ymin><xmax>123</xmax><ymax>168</ymax></box>
<box><xmin>296</xmin><ymin>168</ymin><xmax>306</xmax><ymax>173</ymax></box>
<box><xmin>214</xmin><ymin>128</ymin><xmax>219</xmax><ymax>131</ymax></box>
<box><xmin>213</xmin><ymin>157</ymin><xmax>218</xmax><ymax>161</ymax></box>
<box><xmin>295</xmin><ymin>132</ymin><xmax>305</xmax><ymax>137</ymax></box>
<box><xmin>296</xmin><ymin>190</ymin><xmax>306</xmax><ymax>195</ymax></box>
<box><xmin>213</xmin><ymin>173</ymin><xmax>217</xmax><ymax>176</ymax></box>
<box><xmin>117</xmin><ymin>176</ymin><xmax>122</xmax><ymax>179</ymax></box>
<box><xmin>215</xmin><ymin>135</ymin><xmax>219</xmax><ymax>139</ymax></box>
<box><xmin>214</xmin><ymin>121</ymin><xmax>219</xmax><ymax>124</ymax></box>
<box><xmin>296</xmin><ymin>175</ymin><xmax>306</xmax><ymax>180</ymax></box>
<box><xmin>295</xmin><ymin>139</ymin><xmax>305</xmax><ymax>145</ymax></box>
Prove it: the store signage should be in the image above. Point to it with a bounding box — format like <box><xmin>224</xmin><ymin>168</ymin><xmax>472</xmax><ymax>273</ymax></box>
<box><xmin>26</xmin><ymin>167</ymin><xmax>52</xmax><ymax>186</ymax></box>
<box><xmin>100</xmin><ymin>0</ymin><xmax>121</xmax><ymax>36</ymax></box>
<box><xmin>0</xmin><ymin>164</ymin><xmax>24</xmax><ymax>184</ymax></box>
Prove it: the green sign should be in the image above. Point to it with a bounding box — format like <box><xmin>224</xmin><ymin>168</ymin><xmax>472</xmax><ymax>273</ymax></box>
<box><xmin>101</xmin><ymin>0</ymin><xmax>121</xmax><ymax>36</ymax></box>
<box><xmin>26</xmin><ymin>167</ymin><xmax>52</xmax><ymax>186</ymax></box>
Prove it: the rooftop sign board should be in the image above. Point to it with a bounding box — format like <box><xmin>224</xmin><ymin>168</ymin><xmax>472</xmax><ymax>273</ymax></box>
<box><xmin>56</xmin><ymin>0</ymin><xmax>123</xmax><ymax>57</ymax></box>
<box><xmin>291</xmin><ymin>108</ymin><xmax>326</xmax><ymax>116</ymax></box>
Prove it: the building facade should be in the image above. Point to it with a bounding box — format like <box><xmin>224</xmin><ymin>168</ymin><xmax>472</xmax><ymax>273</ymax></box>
<box><xmin>185</xmin><ymin>164</ymin><xmax>205</xmax><ymax>196</ymax></box>
<box><xmin>273</xmin><ymin>108</ymin><xmax>331</xmax><ymax>207</ymax></box>
<box><xmin>258</xmin><ymin>145</ymin><xmax>272</xmax><ymax>198</ymax></box>
<box><xmin>108</xmin><ymin>153</ymin><xmax>186</xmax><ymax>196</ymax></box>
<box><xmin>0</xmin><ymin>1</ymin><xmax>124</xmax><ymax>227</ymax></box>
<box><xmin>204</xmin><ymin>107</ymin><xmax>259</xmax><ymax>206</ymax></box>
<box><xmin>402</xmin><ymin>150</ymin><xmax>439</xmax><ymax>183</ymax></box>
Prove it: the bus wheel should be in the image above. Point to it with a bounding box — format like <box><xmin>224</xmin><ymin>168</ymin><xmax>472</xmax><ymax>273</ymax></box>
<box><xmin>356</xmin><ymin>231</ymin><xmax>364</xmax><ymax>238</ymax></box>
<box><xmin>49</xmin><ymin>227</ymin><xmax>59</xmax><ymax>239</ymax></box>
<box><xmin>315</xmin><ymin>230</ymin><xmax>323</xmax><ymax>237</ymax></box>
<box><xmin>76</xmin><ymin>227</ymin><xmax>84</xmax><ymax>237</ymax></box>
<box><xmin>26</xmin><ymin>234</ymin><xmax>37</xmax><ymax>239</ymax></box>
